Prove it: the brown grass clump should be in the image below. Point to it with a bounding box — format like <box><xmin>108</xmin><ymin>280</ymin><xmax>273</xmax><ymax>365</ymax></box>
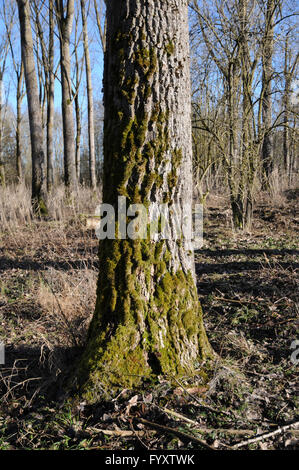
<box><xmin>0</xmin><ymin>183</ymin><xmax>102</xmax><ymax>232</ymax></box>
<box><xmin>37</xmin><ymin>267</ymin><xmax>97</xmax><ymax>347</ymax></box>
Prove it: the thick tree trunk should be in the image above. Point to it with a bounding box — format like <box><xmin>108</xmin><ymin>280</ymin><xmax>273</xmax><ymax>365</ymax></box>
<box><xmin>81</xmin><ymin>0</ymin><xmax>96</xmax><ymax>190</ymax></box>
<box><xmin>75</xmin><ymin>0</ymin><xmax>211</xmax><ymax>400</ymax></box>
<box><xmin>17</xmin><ymin>0</ymin><xmax>47</xmax><ymax>213</ymax></box>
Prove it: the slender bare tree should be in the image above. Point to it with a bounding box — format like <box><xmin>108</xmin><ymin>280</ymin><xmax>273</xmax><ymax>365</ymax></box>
<box><xmin>94</xmin><ymin>0</ymin><xmax>106</xmax><ymax>53</ymax></box>
<box><xmin>261</xmin><ymin>0</ymin><xmax>278</xmax><ymax>183</ymax></box>
<box><xmin>0</xmin><ymin>6</ymin><xmax>13</xmax><ymax>186</ymax></box>
<box><xmin>17</xmin><ymin>0</ymin><xmax>47</xmax><ymax>213</ymax></box>
<box><xmin>55</xmin><ymin>0</ymin><xmax>77</xmax><ymax>190</ymax></box>
<box><xmin>81</xmin><ymin>0</ymin><xmax>96</xmax><ymax>190</ymax></box>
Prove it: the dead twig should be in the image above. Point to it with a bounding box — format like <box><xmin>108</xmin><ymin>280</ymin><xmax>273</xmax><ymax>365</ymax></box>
<box><xmin>232</xmin><ymin>421</ymin><xmax>299</xmax><ymax>449</ymax></box>
<box><xmin>161</xmin><ymin>408</ymin><xmax>264</xmax><ymax>437</ymax></box>
<box><xmin>134</xmin><ymin>417</ymin><xmax>217</xmax><ymax>450</ymax></box>
<box><xmin>86</xmin><ymin>426</ymin><xmax>155</xmax><ymax>438</ymax></box>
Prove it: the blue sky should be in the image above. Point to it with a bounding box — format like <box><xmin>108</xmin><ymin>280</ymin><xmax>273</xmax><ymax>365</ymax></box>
<box><xmin>0</xmin><ymin>0</ymin><xmax>105</xmax><ymax>122</ymax></box>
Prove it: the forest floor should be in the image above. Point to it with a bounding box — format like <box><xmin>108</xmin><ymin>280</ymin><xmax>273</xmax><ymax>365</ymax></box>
<box><xmin>0</xmin><ymin>189</ymin><xmax>298</xmax><ymax>450</ymax></box>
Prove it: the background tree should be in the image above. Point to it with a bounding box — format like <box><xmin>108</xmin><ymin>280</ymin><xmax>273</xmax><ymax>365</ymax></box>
<box><xmin>261</xmin><ymin>0</ymin><xmax>278</xmax><ymax>184</ymax></box>
<box><xmin>17</xmin><ymin>0</ymin><xmax>47</xmax><ymax>213</ymax></box>
<box><xmin>81</xmin><ymin>0</ymin><xmax>96</xmax><ymax>190</ymax></box>
<box><xmin>7</xmin><ymin>31</ymin><xmax>25</xmax><ymax>182</ymax></box>
<box><xmin>282</xmin><ymin>30</ymin><xmax>298</xmax><ymax>184</ymax></box>
<box><xmin>72</xmin><ymin>6</ymin><xmax>84</xmax><ymax>183</ymax></box>
<box><xmin>0</xmin><ymin>7</ymin><xmax>12</xmax><ymax>187</ymax></box>
<box><xmin>47</xmin><ymin>0</ymin><xmax>55</xmax><ymax>192</ymax></box>
<box><xmin>190</xmin><ymin>0</ymin><xmax>298</xmax><ymax>229</ymax></box>
<box><xmin>55</xmin><ymin>0</ymin><xmax>77</xmax><ymax>191</ymax></box>
<box><xmin>32</xmin><ymin>0</ymin><xmax>57</xmax><ymax>192</ymax></box>
<box><xmin>94</xmin><ymin>0</ymin><xmax>106</xmax><ymax>53</ymax></box>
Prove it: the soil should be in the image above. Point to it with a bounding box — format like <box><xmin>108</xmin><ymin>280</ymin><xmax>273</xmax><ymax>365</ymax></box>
<box><xmin>0</xmin><ymin>191</ymin><xmax>298</xmax><ymax>450</ymax></box>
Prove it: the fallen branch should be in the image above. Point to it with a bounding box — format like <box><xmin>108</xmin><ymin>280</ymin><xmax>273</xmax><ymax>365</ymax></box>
<box><xmin>232</xmin><ymin>421</ymin><xmax>299</xmax><ymax>449</ymax></box>
<box><xmin>134</xmin><ymin>417</ymin><xmax>216</xmax><ymax>450</ymax></box>
<box><xmin>213</xmin><ymin>296</ymin><xmax>255</xmax><ymax>304</ymax></box>
<box><xmin>86</xmin><ymin>427</ymin><xmax>155</xmax><ymax>438</ymax></box>
<box><xmin>162</xmin><ymin>408</ymin><xmax>256</xmax><ymax>436</ymax></box>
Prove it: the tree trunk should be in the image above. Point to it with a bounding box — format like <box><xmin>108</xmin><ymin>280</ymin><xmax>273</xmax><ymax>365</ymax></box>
<box><xmin>283</xmin><ymin>70</ymin><xmax>290</xmax><ymax>182</ymax></box>
<box><xmin>239</xmin><ymin>0</ymin><xmax>255</xmax><ymax>230</ymax></box>
<box><xmin>56</xmin><ymin>0</ymin><xmax>77</xmax><ymax>190</ymax></box>
<box><xmin>16</xmin><ymin>63</ymin><xmax>24</xmax><ymax>181</ymax></box>
<box><xmin>17</xmin><ymin>0</ymin><xmax>47</xmax><ymax>213</ymax></box>
<box><xmin>94</xmin><ymin>0</ymin><xmax>106</xmax><ymax>53</ymax></box>
<box><xmin>0</xmin><ymin>72</ymin><xmax>5</xmax><ymax>187</ymax></box>
<box><xmin>227</xmin><ymin>64</ymin><xmax>243</xmax><ymax>229</ymax></box>
<box><xmin>81</xmin><ymin>0</ymin><xmax>96</xmax><ymax>190</ymax></box>
<box><xmin>74</xmin><ymin>92</ymin><xmax>81</xmax><ymax>182</ymax></box>
<box><xmin>261</xmin><ymin>0</ymin><xmax>275</xmax><ymax>184</ymax></box>
<box><xmin>74</xmin><ymin>0</ymin><xmax>211</xmax><ymax>400</ymax></box>
<box><xmin>47</xmin><ymin>0</ymin><xmax>55</xmax><ymax>192</ymax></box>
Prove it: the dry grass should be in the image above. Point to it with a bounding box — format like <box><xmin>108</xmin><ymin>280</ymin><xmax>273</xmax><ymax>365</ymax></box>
<box><xmin>37</xmin><ymin>267</ymin><xmax>97</xmax><ymax>347</ymax></box>
<box><xmin>267</xmin><ymin>169</ymin><xmax>289</xmax><ymax>207</ymax></box>
<box><xmin>0</xmin><ymin>183</ymin><xmax>102</xmax><ymax>232</ymax></box>
<box><xmin>0</xmin><ymin>183</ymin><xmax>298</xmax><ymax>450</ymax></box>
<box><xmin>0</xmin><ymin>183</ymin><xmax>32</xmax><ymax>230</ymax></box>
<box><xmin>0</xmin><ymin>185</ymin><xmax>100</xmax><ymax>409</ymax></box>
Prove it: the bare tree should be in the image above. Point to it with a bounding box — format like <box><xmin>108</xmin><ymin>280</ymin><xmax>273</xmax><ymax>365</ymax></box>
<box><xmin>261</xmin><ymin>0</ymin><xmax>278</xmax><ymax>183</ymax></box>
<box><xmin>94</xmin><ymin>0</ymin><xmax>106</xmax><ymax>53</ymax></box>
<box><xmin>73</xmin><ymin>6</ymin><xmax>84</xmax><ymax>183</ymax></box>
<box><xmin>81</xmin><ymin>0</ymin><xmax>96</xmax><ymax>190</ymax></box>
<box><xmin>282</xmin><ymin>31</ymin><xmax>298</xmax><ymax>184</ymax></box>
<box><xmin>47</xmin><ymin>0</ymin><xmax>55</xmax><ymax>191</ymax></box>
<box><xmin>55</xmin><ymin>0</ymin><xmax>77</xmax><ymax>190</ymax></box>
<box><xmin>17</xmin><ymin>0</ymin><xmax>47</xmax><ymax>213</ymax></box>
<box><xmin>0</xmin><ymin>6</ymin><xmax>13</xmax><ymax>186</ymax></box>
<box><xmin>4</xmin><ymin>0</ymin><xmax>26</xmax><ymax>182</ymax></box>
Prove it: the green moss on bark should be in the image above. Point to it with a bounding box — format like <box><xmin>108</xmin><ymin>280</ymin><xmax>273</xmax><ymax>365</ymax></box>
<box><xmin>75</xmin><ymin>235</ymin><xmax>212</xmax><ymax>401</ymax></box>
<box><xmin>73</xmin><ymin>20</ymin><xmax>212</xmax><ymax>401</ymax></box>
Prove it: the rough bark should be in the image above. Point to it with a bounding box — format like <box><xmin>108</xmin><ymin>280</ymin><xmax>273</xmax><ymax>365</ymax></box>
<box><xmin>81</xmin><ymin>0</ymin><xmax>96</xmax><ymax>190</ymax></box>
<box><xmin>17</xmin><ymin>0</ymin><xmax>47</xmax><ymax>213</ymax></box>
<box><xmin>75</xmin><ymin>0</ymin><xmax>211</xmax><ymax>400</ymax></box>
<box><xmin>55</xmin><ymin>0</ymin><xmax>77</xmax><ymax>190</ymax></box>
